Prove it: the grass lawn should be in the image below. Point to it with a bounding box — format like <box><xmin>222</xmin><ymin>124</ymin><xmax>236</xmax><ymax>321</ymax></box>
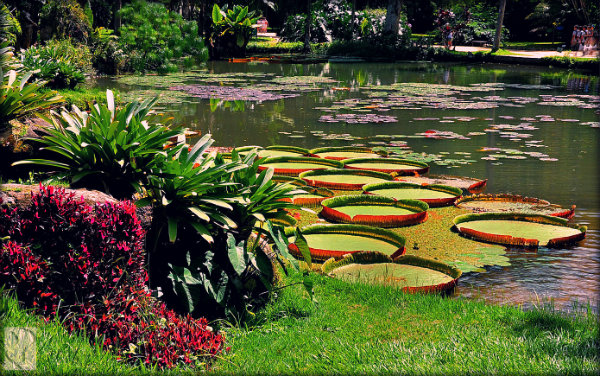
<box><xmin>214</xmin><ymin>272</ymin><xmax>599</xmax><ymax>375</ymax></box>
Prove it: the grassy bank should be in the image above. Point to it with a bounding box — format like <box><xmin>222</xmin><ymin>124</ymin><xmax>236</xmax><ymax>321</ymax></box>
<box><xmin>0</xmin><ymin>292</ymin><xmax>132</xmax><ymax>375</ymax></box>
<box><xmin>214</xmin><ymin>272</ymin><xmax>599</xmax><ymax>375</ymax></box>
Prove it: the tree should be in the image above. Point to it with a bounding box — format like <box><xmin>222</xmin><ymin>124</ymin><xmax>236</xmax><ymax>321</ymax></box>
<box><xmin>383</xmin><ymin>0</ymin><xmax>403</xmax><ymax>35</ymax></box>
<box><xmin>303</xmin><ymin>0</ymin><xmax>311</xmax><ymax>52</ymax></box>
<box><xmin>492</xmin><ymin>0</ymin><xmax>507</xmax><ymax>51</ymax></box>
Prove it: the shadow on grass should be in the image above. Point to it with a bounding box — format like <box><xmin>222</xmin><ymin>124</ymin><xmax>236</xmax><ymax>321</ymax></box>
<box><xmin>511</xmin><ymin>306</ymin><xmax>599</xmax><ymax>360</ymax></box>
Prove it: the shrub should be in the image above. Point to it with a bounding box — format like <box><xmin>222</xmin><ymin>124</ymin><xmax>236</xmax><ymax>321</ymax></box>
<box><xmin>209</xmin><ymin>3</ymin><xmax>260</xmax><ymax>58</ymax></box>
<box><xmin>143</xmin><ymin>138</ymin><xmax>310</xmax><ymax>319</ymax></box>
<box><xmin>0</xmin><ymin>67</ymin><xmax>63</xmax><ymax>131</ymax></box>
<box><xmin>15</xmin><ymin>90</ymin><xmax>181</xmax><ymax>199</ymax></box>
<box><xmin>90</xmin><ymin>27</ymin><xmax>127</xmax><ymax>75</ymax></box>
<box><xmin>39</xmin><ymin>0</ymin><xmax>92</xmax><ymax>44</ymax></box>
<box><xmin>19</xmin><ymin>39</ymin><xmax>93</xmax><ymax>89</ymax></box>
<box><xmin>0</xmin><ymin>185</ymin><xmax>224</xmax><ymax>369</ymax></box>
<box><xmin>118</xmin><ymin>0</ymin><xmax>208</xmax><ymax>73</ymax></box>
<box><xmin>281</xmin><ymin>2</ymin><xmax>410</xmax><ymax>44</ymax></box>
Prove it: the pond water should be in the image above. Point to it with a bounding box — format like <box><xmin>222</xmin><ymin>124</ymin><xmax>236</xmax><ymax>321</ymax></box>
<box><xmin>95</xmin><ymin>61</ymin><xmax>599</xmax><ymax>312</ymax></box>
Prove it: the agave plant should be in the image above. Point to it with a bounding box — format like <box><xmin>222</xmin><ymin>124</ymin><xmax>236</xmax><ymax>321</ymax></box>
<box><xmin>0</xmin><ymin>68</ymin><xmax>63</xmax><ymax>131</ymax></box>
<box><xmin>14</xmin><ymin>90</ymin><xmax>180</xmax><ymax>199</ymax></box>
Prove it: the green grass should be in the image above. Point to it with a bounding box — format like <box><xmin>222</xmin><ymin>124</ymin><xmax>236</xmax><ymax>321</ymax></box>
<box><xmin>503</xmin><ymin>41</ymin><xmax>563</xmax><ymax>51</ymax></box>
<box><xmin>44</xmin><ymin>87</ymin><xmax>120</xmax><ymax>110</ymax></box>
<box><xmin>0</xmin><ymin>292</ymin><xmax>223</xmax><ymax>375</ymax></box>
<box><xmin>0</xmin><ymin>292</ymin><xmax>133</xmax><ymax>375</ymax></box>
<box><xmin>213</xmin><ymin>272</ymin><xmax>599</xmax><ymax>375</ymax></box>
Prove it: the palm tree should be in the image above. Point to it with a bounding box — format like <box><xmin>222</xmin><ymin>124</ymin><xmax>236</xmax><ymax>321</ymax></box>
<box><xmin>383</xmin><ymin>0</ymin><xmax>403</xmax><ymax>35</ymax></box>
<box><xmin>492</xmin><ymin>0</ymin><xmax>507</xmax><ymax>51</ymax></box>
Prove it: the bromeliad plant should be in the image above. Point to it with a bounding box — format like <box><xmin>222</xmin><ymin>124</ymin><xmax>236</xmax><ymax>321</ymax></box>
<box><xmin>142</xmin><ymin>137</ymin><xmax>312</xmax><ymax>319</ymax></box>
<box><xmin>0</xmin><ymin>67</ymin><xmax>63</xmax><ymax>131</ymax></box>
<box><xmin>14</xmin><ymin>90</ymin><xmax>181</xmax><ymax>199</ymax></box>
<box><xmin>209</xmin><ymin>3</ymin><xmax>260</xmax><ymax>58</ymax></box>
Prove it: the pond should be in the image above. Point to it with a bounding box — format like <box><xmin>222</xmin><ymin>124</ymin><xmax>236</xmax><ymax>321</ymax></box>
<box><xmin>95</xmin><ymin>61</ymin><xmax>599</xmax><ymax>312</ymax></box>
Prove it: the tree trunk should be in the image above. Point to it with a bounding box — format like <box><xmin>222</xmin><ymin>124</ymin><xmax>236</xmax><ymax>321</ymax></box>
<box><xmin>303</xmin><ymin>0</ymin><xmax>311</xmax><ymax>53</ymax></box>
<box><xmin>351</xmin><ymin>0</ymin><xmax>356</xmax><ymax>38</ymax></box>
<box><xmin>383</xmin><ymin>0</ymin><xmax>403</xmax><ymax>35</ymax></box>
<box><xmin>492</xmin><ymin>0</ymin><xmax>507</xmax><ymax>51</ymax></box>
<box><xmin>113</xmin><ymin>0</ymin><xmax>122</xmax><ymax>31</ymax></box>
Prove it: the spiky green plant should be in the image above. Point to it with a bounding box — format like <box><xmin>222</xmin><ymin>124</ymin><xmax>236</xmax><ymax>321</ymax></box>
<box><xmin>14</xmin><ymin>90</ymin><xmax>179</xmax><ymax>198</ymax></box>
<box><xmin>0</xmin><ymin>68</ymin><xmax>63</xmax><ymax>131</ymax></box>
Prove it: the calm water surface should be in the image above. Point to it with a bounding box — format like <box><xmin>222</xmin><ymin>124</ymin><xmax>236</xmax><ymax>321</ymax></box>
<box><xmin>97</xmin><ymin>62</ymin><xmax>599</xmax><ymax>312</ymax></box>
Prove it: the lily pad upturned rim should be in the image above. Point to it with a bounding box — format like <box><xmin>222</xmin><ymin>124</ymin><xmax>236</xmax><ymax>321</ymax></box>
<box><xmin>264</xmin><ymin>145</ymin><xmax>313</xmax><ymax>156</ymax></box>
<box><xmin>455</xmin><ymin>194</ymin><xmax>576</xmax><ymax>219</ymax></box>
<box><xmin>287</xmin><ymin>224</ymin><xmax>406</xmax><ymax>262</ymax></box>
<box><xmin>258</xmin><ymin>156</ymin><xmax>344</xmax><ymax>176</ymax></box>
<box><xmin>322</xmin><ymin>252</ymin><xmax>462</xmax><ymax>293</ymax></box>
<box><xmin>292</xmin><ymin>187</ymin><xmax>335</xmax><ymax>207</ymax></box>
<box><xmin>272</xmin><ymin>175</ymin><xmax>308</xmax><ymax>186</ymax></box>
<box><xmin>299</xmin><ymin>168</ymin><xmax>394</xmax><ymax>190</ymax></box>
<box><xmin>398</xmin><ymin>174</ymin><xmax>487</xmax><ymax>194</ymax></box>
<box><xmin>342</xmin><ymin>157</ymin><xmax>430</xmax><ymax>175</ymax></box>
<box><xmin>363</xmin><ymin>182</ymin><xmax>462</xmax><ymax>207</ymax></box>
<box><xmin>453</xmin><ymin>212</ymin><xmax>587</xmax><ymax>248</ymax></box>
<box><xmin>309</xmin><ymin>146</ymin><xmax>384</xmax><ymax>160</ymax></box>
<box><xmin>321</xmin><ymin>195</ymin><xmax>428</xmax><ymax>227</ymax></box>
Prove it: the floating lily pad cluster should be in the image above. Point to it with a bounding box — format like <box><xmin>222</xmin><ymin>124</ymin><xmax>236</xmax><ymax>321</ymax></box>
<box><xmin>169</xmin><ymin>85</ymin><xmax>299</xmax><ymax>102</ymax></box>
<box><xmin>319</xmin><ymin>113</ymin><xmax>398</xmax><ymax>124</ymax></box>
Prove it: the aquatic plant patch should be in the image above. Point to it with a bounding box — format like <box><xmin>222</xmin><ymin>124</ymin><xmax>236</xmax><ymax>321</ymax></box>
<box><xmin>258</xmin><ymin>156</ymin><xmax>343</xmax><ymax>176</ymax></box>
<box><xmin>455</xmin><ymin>194</ymin><xmax>575</xmax><ymax>219</ymax></box>
<box><xmin>168</xmin><ymin>85</ymin><xmax>299</xmax><ymax>101</ymax></box>
<box><xmin>319</xmin><ymin>113</ymin><xmax>398</xmax><ymax>124</ymax></box>
<box><xmin>453</xmin><ymin>213</ymin><xmax>586</xmax><ymax>248</ymax></box>
<box><xmin>300</xmin><ymin>169</ymin><xmax>394</xmax><ymax>190</ymax></box>
<box><xmin>287</xmin><ymin>224</ymin><xmax>406</xmax><ymax>261</ymax></box>
<box><xmin>117</xmin><ymin>71</ymin><xmax>273</xmax><ymax>87</ymax></box>
<box><xmin>342</xmin><ymin>158</ymin><xmax>429</xmax><ymax>175</ymax></box>
<box><xmin>321</xmin><ymin>195</ymin><xmax>428</xmax><ymax>227</ymax></box>
<box><xmin>364</xmin><ymin>182</ymin><xmax>462</xmax><ymax>207</ymax></box>
<box><xmin>322</xmin><ymin>253</ymin><xmax>461</xmax><ymax>293</ymax></box>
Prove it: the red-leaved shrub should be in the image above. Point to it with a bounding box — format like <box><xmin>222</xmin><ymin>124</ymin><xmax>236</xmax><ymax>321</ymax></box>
<box><xmin>0</xmin><ymin>185</ymin><xmax>224</xmax><ymax>369</ymax></box>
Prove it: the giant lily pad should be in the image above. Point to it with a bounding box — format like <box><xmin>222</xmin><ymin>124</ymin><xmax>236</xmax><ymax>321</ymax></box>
<box><xmin>310</xmin><ymin>146</ymin><xmax>384</xmax><ymax>160</ymax></box>
<box><xmin>342</xmin><ymin>158</ymin><xmax>429</xmax><ymax>175</ymax></box>
<box><xmin>300</xmin><ymin>169</ymin><xmax>394</xmax><ymax>190</ymax></box>
<box><xmin>321</xmin><ymin>195</ymin><xmax>428</xmax><ymax>227</ymax></box>
<box><xmin>363</xmin><ymin>182</ymin><xmax>462</xmax><ymax>207</ymax></box>
<box><xmin>258</xmin><ymin>157</ymin><xmax>343</xmax><ymax>176</ymax></box>
<box><xmin>287</xmin><ymin>224</ymin><xmax>406</xmax><ymax>262</ymax></box>
<box><xmin>258</xmin><ymin>145</ymin><xmax>311</xmax><ymax>158</ymax></box>
<box><xmin>291</xmin><ymin>187</ymin><xmax>335</xmax><ymax>207</ymax></box>
<box><xmin>322</xmin><ymin>252</ymin><xmax>462</xmax><ymax>293</ymax></box>
<box><xmin>455</xmin><ymin>194</ymin><xmax>575</xmax><ymax>219</ymax></box>
<box><xmin>453</xmin><ymin>213</ymin><xmax>586</xmax><ymax>248</ymax></box>
<box><xmin>398</xmin><ymin>174</ymin><xmax>487</xmax><ymax>194</ymax></box>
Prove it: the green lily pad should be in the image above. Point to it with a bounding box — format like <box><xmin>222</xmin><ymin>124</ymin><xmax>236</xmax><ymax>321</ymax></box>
<box><xmin>363</xmin><ymin>182</ymin><xmax>462</xmax><ymax>207</ymax></box>
<box><xmin>321</xmin><ymin>195</ymin><xmax>428</xmax><ymax>227</ymax></box>
<box><xmin>300</xmin><ymin>169</ymin><xmax>394</xmax><ymax>190</ymax></box>
<box><xmin>453</xmin><ymin>213</ymin><xmax>587</xmax><ymax>248</ymax></box>
<box><xmin>287</xmin><ymin>224</ymin><xmax>406</xmax><ymax>262</ymax></box>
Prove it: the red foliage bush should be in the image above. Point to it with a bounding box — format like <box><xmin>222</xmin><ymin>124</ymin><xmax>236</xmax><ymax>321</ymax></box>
<box><xmin>0</xmin><ymin>185</ymin><xmax>224</xmax><ymax>369</ymax></box>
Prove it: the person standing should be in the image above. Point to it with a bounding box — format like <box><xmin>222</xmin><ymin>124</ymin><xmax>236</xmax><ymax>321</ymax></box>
<box><xmin>570</xmin><ymin>26</ymin><xmax>579</xmax><ymax>50</ymax></box>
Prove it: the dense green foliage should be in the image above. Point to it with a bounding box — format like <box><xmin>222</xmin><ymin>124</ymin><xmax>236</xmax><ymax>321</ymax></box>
<box><xmin>118</xmin><ymin>0</ymin><xmax>208</xmax><ymax>72</ymax></box>
<box><xmin>209</xmin><ymin>3</ymin><xmax>260</xmax><ymax>58</ymax></box>
<box><xmin>39</xmin><ymin>0</ymin><xmax>92</xmax><ymax>43</ymax></box>
<box><xmin>18</xmin><ymin>39</ymin><xmax>92</xmax><ymax>89</ymax></box>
